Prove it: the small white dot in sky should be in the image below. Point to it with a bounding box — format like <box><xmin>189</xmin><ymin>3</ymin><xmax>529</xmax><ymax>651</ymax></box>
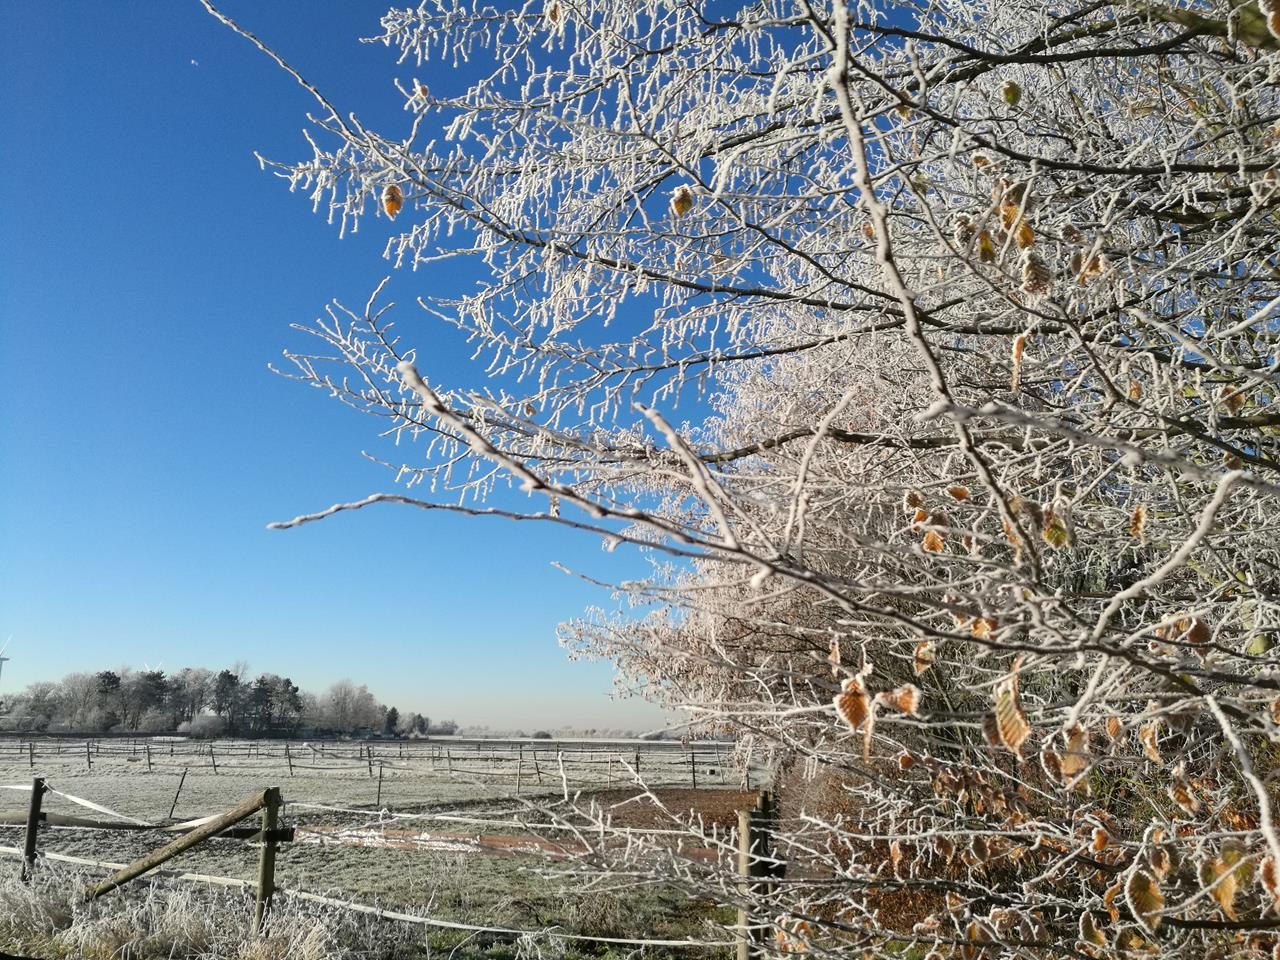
<box><xmin>190</xmin><ymin>59</ymin><xmax>200</xmax><ymax>67</ymax></box>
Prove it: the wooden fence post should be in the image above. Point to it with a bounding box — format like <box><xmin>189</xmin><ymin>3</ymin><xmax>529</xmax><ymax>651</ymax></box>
<box><xmin>284</xmin><ymin>743</ymin><xmax>294</xmax><ymax>777</ymax></box>
<box><xmin>516</xmin><ymin>758</ymin><xmax>523</xmax><ymax>796</ymax></box>
<box><xmin>758</xmin><ymin>789</ymin><xmax>779</xmax><ymax>897</ymax></box>
<box><xmin>169</xmin><ymin>768</ymin><xmax>188</xmax><ymax>820</ymax></box>
<box><xmin>145</xmin><ymin>745</ymin><xmax>152</xmax><ymax>773</ymax></box>
<box><xmin>21</xmin><ymin>777</ymin><xmax>45</xmax><ymax>882</ymax></box>
<box><xmin>209</xmin><ymin>746</ymin><xmax>218</xmax><ymax>775</ymax></box>
<box><xmin>86</xmin><ymin>740</ymin><xmax>93</xmax><ymax>770</ymax></box>
<box><xmin>375</xmin><ymin>763</ymin><xmax>384</xmax><ymax>808</ymax></box>
<box><xmin>366</xmin><ymin>749</ymin><xmax>374</xmax><ymax>778</ymax></box>
<box><xmin>736</xmin><ymin>807</ymin><xmax>754</xmax><ymax>960</ymax></box>
<box><xmin>736</xmin><ymin>792</ymin><xmax>775</xmax><ymax>960</ymax></box>
<box><xmin>690</xmin><ymin>752</ymin><xmax>698</xmax><ymax>789</ymax></box>
<box><xmin>254</xmin><ymin>787</ymin><xmax>281</xmax><ymax>933</ymax></box>
<box><xmin>28</xmin><ymin>742</ymin><xmax>34</xmax><ymax>769</ymax></box>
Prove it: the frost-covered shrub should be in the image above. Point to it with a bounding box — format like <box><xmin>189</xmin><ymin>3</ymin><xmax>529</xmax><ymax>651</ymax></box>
<box><xmin>207</xmin><ymin>2</ymin><xmax>1280</xmax><ymax>955</ymax></box>
<box><xmin>137</xmin><ymin>708</ymin><xmax>171</xmax><ymax>733</ymax></box>
<box><xmin>179</xmin><ymin>714</ymin><xmax>226</xmax><ymax>739</ymax></box>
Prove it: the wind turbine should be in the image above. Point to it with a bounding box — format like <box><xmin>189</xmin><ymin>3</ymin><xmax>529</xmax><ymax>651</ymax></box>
<box><xmin>0</xmin><ymin>636</ymin><xmax>11</xmax><ymax>693</ymax></box>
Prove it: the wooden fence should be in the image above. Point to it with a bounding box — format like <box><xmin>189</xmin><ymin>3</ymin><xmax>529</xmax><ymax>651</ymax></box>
<box><xmin>10</xmin><ymin>777</ymin><xmax>290</xmax><ymax>932</ymax></box>
<box><xmin>0</xmin><ymin>737</ymin><xmax>749</xmax><ymax>789</ymax></box>
<box><xmin>0</xmin><ymin>777</ymin><xmax>776</xmax><ymax>953</ymax></box>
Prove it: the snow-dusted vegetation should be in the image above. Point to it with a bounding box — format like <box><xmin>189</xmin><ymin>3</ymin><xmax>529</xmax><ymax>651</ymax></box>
<box><xmin>0</xmin><ymin>736</ymin><xmax>746</xmax><ymax>956</ymax></box>
<box><xmin>197</xmin><ymin>1</ymin><xmax>1280</xmax><ymax>956</ymax></box>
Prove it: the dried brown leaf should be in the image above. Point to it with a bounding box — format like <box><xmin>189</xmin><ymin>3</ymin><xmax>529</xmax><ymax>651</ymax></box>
<box><xmin>1138</xmin><ymin>721</ymin><xmax>1163</xmax><ymax>765</ymax></box>
<box><xmin>878</xmin><ymin>683</ymin><xmax>921</xmax><ymax>716</ymax></box>
<box><xmin>977</xmin><ymin>229</ymin><xmax>996</xmax><ymax>262</ymax></box>
<box><xmin>670</xmin><ymin>184</ymin><xmax>694</xmax><ymax>218</ymax></box>
<box><xmin>1125</xmin><ymin>869</ymin><xmax>1165</xmax><ymax>932</ymax></box>
<box><xmin>1157</xmin><ymin>615</ymin><xmax>1211</xmax><ymax>649</ymax></box>
<box><xmin>1060</xmin><ymin>723</ymin><xmax>1090</xmax><ymax>786</ymax></box>
<box><xmin>992</xmin><ymin>662</ymin><xmax>1031</xmax><ymax>757</ymax></box>
<box><xmin>1011</xmin><ymin>334</ymin><xmax>1027</xmax><ymax>393</ymax></box>
<box><xmin>1014</xmin><ymin>219</ymin><xmax>1035</xmax><ymax>249</ymax></box>
<box><xmin>1079</xmin><ymin>912</ymin><xmax>1106</xmax><ymax>948</ymax></box>
<box><xmin>1148</xmin><ymin>844</ymin><xmax>1172</xmax><ymax>881</ymax></box>
<box><xmin>971</xmin><ymin>617</ymin><xmax>997</xmax><ymax>640</ymax></box>
<box><xmin>382</xmin><ymin>184</ymin><xmax>404</xmax><ymax>218</ymax></box>
<box><xmin>962</xmin><ymin>919</ymin><xmax>993</xmax><ymax>960</ymax></box>
<box><xmin>914</xmin><ymin>640</ymin><xmax>935</xmax><ymax>675</ymax></box>
<box><xmin>1103</xmin><ymin>881</ymin><xmax>1122</xmax><ymax>923</ymax></box>
<box><xmin>1200</xmin><ymin>857</ymin><xmax>1239</xmax><ymax>919</ymax></box>
<box><xmin>1167</xmin><ymin>764</ymin><xmax>1200</xmax><ymax>816</ymax></box>
<box><xmin>1261</xmin><ymin>855</ymin><xmax>1280</xmax><ymax>912</ymax></box>
<box><xmin>1039</xmin><ymin>748</ymin><xmax>1062</xmax><ymax>782</ymax></box>
<box><xmin>1129</xmin><ymin>504</ymin><xmax>1147</xmax><ymax>540</ymax></box>
<box><xmin>936</xmin><ymin>835</ymin><xmax>956</xmax><ymax>863</ymax></box>
<box><xmin>1218</xmin><ymin>384</ymin><xmax>1247</xmax><ymax>414</ymax></box>
<box><xmin>833</xmin><ymin>677</ymin><xmax>870</xmax><ymax>733</ymax></box>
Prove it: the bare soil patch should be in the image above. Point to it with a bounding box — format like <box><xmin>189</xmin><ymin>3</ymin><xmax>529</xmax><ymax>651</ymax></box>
<box><xmin>585</xmin><ymin>787</ymin><xmax>760</xmax><ymax>830</ymax></box>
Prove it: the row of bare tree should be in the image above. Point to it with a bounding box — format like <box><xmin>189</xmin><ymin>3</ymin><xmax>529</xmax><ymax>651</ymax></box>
<box><xmin>0</xmin><ymin>665</ymin><xmax>409</xmax><ymax>737</ymax></box>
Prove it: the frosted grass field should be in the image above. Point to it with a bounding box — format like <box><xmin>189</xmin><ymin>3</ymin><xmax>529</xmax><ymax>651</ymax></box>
<box><xmin>0</xmin><ymin>735</ymin><xmax>742</xmax><ymax>822</ymax></box>
<box><xmin>0</xmin><ymin>737</ymin><xmax>752</xmax><ymax>939</ymax></box>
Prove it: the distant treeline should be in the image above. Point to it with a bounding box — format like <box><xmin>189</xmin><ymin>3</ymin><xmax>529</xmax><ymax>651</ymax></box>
<box><xmin>0</xmin><ymin>664</ymin><xmax>456</xmax><ymax>739</ymax></box>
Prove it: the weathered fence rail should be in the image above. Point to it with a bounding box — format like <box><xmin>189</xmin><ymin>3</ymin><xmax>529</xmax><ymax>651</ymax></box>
<box><xmin>0</xmin><ymin>736</ymin><xmax>745</xmax><ymax>788</ymax></box>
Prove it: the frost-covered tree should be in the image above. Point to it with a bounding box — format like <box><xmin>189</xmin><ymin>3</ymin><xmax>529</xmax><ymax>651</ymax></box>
<box><xmin>171</xmin><ymin>667</ymin><xmax>213</xmax><ymax>724</ymax></box>
<box><xmin>319</xmin><ymin>678</ymin><xmax>383</xmax><ymax>734</ymax></box>
<box><xmin>57</xmin><ymin>672</ymin><xmax>100</xmax><ymax>729</ymax></box>
<box><xmin>208</xmin><ymin>0</ymin><xmax>1280</xmax><ymax>955</ymax></box>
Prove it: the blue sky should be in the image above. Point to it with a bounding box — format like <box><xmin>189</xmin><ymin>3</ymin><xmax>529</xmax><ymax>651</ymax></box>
<box><xmin>0</xmin><ymin>1</ymin><xmax>666</xmax><ymax>731</ymax></box>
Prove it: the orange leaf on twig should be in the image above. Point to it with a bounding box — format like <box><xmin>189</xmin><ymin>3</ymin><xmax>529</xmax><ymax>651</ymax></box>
<box><xmin>382</xmin><ymin>184</ymin><xmax>404</xmax><ymax>218</ymax></box>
